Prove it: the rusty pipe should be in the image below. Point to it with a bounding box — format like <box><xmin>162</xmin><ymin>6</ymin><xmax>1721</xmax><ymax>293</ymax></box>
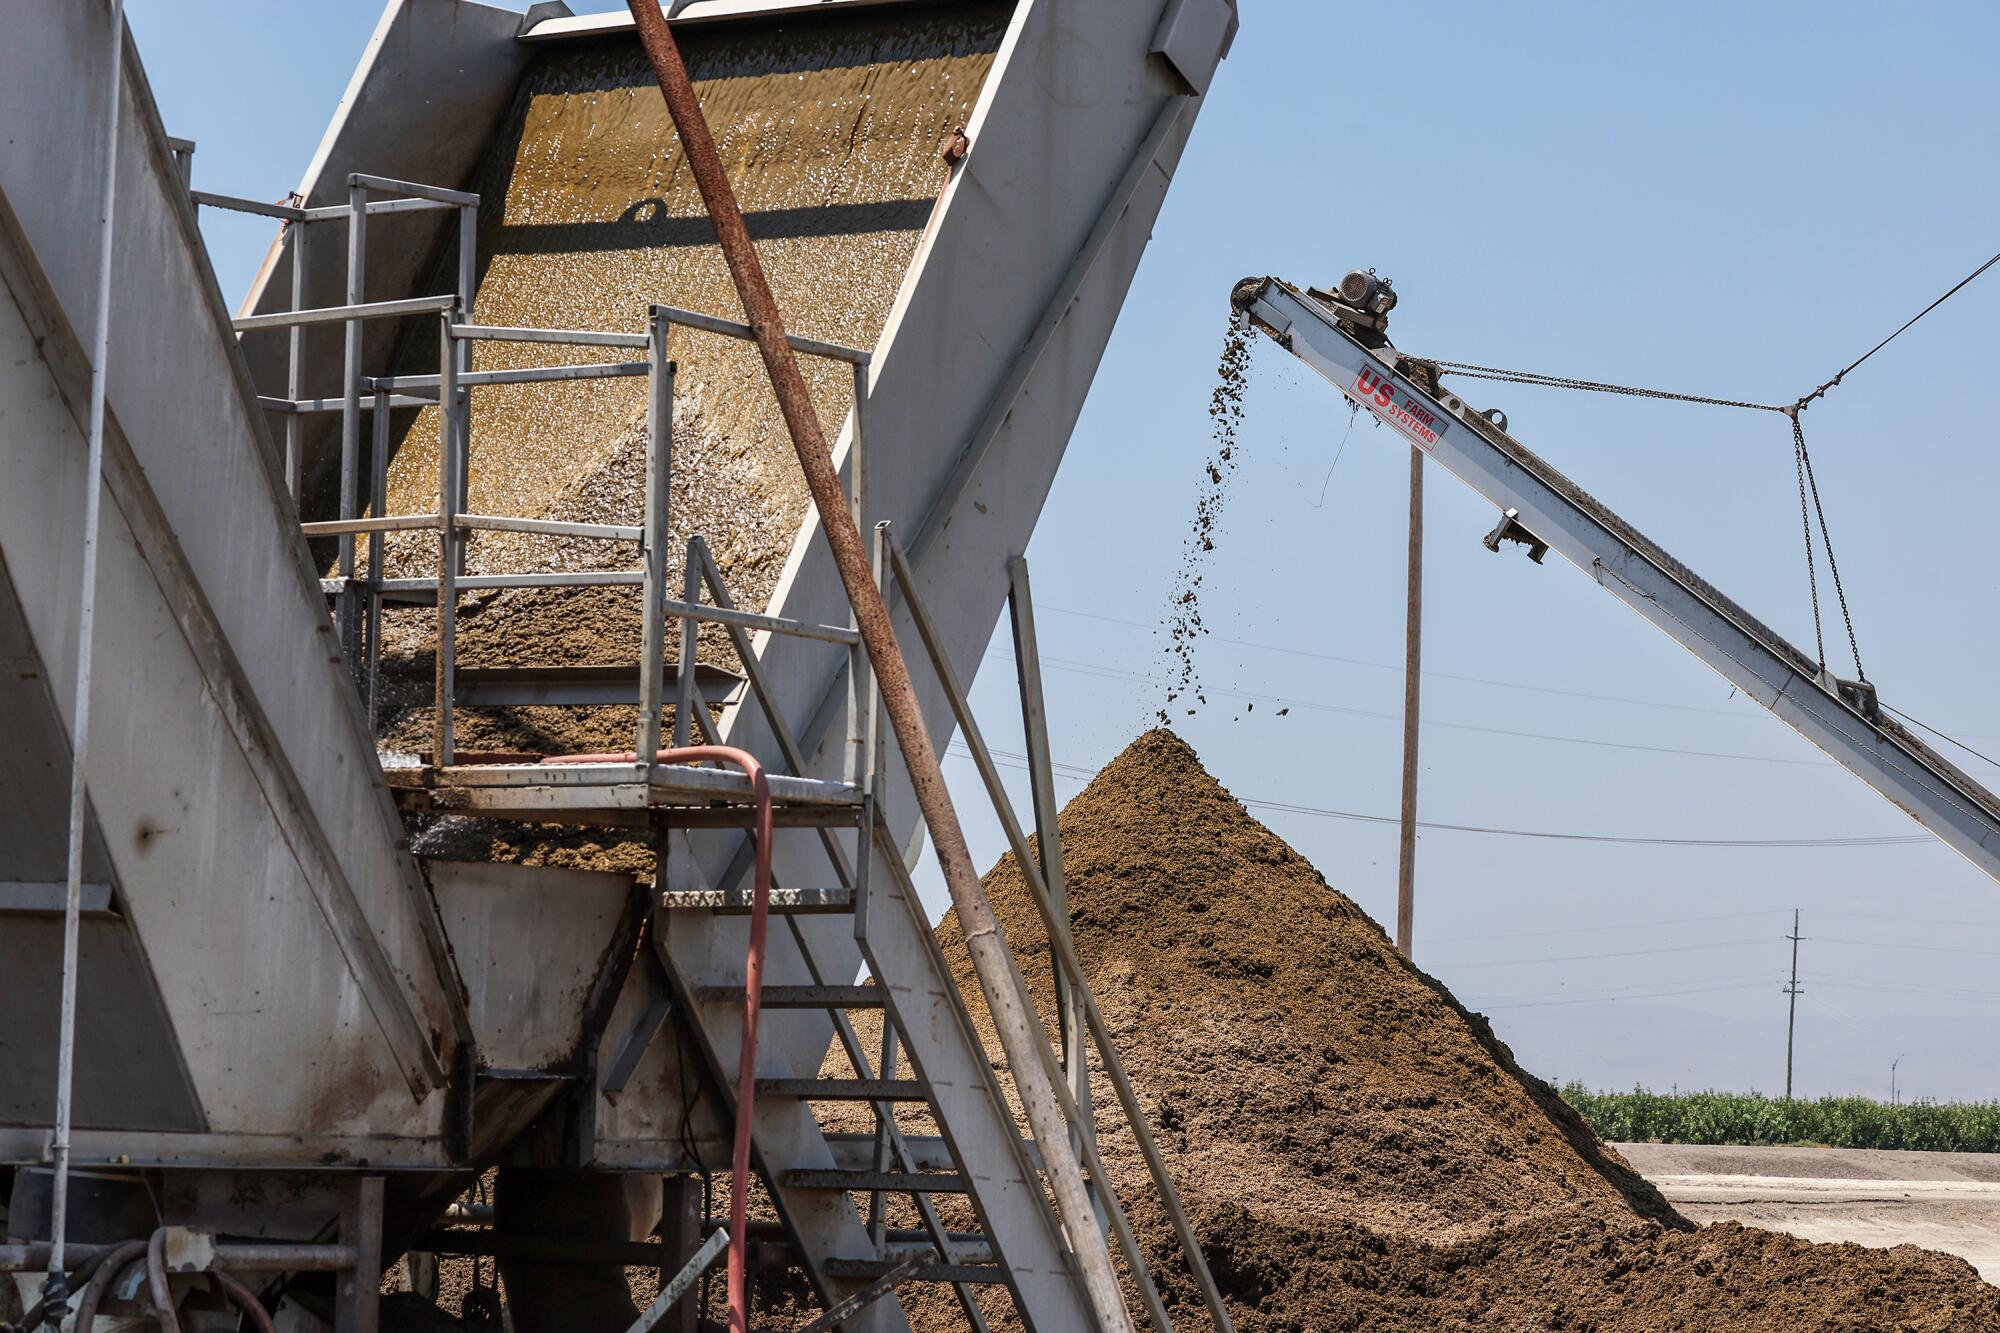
<box><xmin>209</xmin><ymin>1270</ymin><xmax>279</xmax><ymax>1333</ymax></box>
<box><xmin>71</xmin><ymin>1241</ymin><xmax>145</xmax><ymax>1333</ymax></box>
<box><xmin>146</xmin><ymin>1228</ymin><xmax>184</xmax><ymax>1333</ymax></box>
<box><xmin>618</xmin><ymin>6</ymin><xmax>1130</xmax><ymax>1330</ymax></box>
<box><xmin>546</xmin><ymin>744</ymin><xmax>771</xmax><ymax>1333</ymax></box>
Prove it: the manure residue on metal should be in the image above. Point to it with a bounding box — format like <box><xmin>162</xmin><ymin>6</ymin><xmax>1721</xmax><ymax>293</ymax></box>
<box><xmin>362</xmin><ymin>5</ymin><xmax>1010</xmax><ymax>756</ymax></box>
<box><xmin>1158</xmin><ymin>311</ymin><xmax>1253</xmax><ymax>724</ymax></box>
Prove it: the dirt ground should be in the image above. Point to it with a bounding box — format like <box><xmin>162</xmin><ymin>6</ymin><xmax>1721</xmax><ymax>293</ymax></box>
<box><xmin>1619</xmin><ymin>1142</ymin><xmax>2000</xmax><ymax>1285</ymax></box>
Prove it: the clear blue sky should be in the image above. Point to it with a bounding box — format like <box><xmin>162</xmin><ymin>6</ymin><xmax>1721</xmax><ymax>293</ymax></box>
<box><xmin>131</xmin><ymin>0</ymin><xmax>2000</xmax><ymax>1100</ymax></box>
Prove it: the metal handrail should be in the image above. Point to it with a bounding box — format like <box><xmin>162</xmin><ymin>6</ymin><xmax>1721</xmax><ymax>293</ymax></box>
<box><xmin>651</xmin><ymin>301</ymin><xmax>869</xmax><ymax>365</ymax></box>
<box><xmin>881</xmin><ymin>525</ymin><xmax>1237</xmax><ymax>1333</ymax></box>
<box><xmin>231</xmin><ymin>294</ymin><xmax>455</xmax><ymax>332</ymax></box>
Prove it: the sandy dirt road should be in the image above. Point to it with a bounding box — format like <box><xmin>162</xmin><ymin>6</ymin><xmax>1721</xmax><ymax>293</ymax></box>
<box><xmin>1617</xmin><ymin>1142</ymin><xmax>2000</xmax><ymax>1283</ymax></box>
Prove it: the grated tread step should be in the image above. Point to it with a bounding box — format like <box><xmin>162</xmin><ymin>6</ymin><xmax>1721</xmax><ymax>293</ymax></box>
<box><xmin>783</xmin><ymin>1170</ymin><xmax>967</xmax><ymax>1193</ymax></box>
<box><xmin>821</xmin><ymin>1258</ymin><xmax>1007</xmax><ymax>1285</ymax></box>
<box><xmin>698</xmin><ymin>984</ymin><xmax>884</xmax><ymax>1009</ymax></box>
<box><xmin>756</xmin><ymin>1078</ymin><xmax>927</xmax><ymax>1101</ymax></box>
<box><xmin>663</xmin><ymin>886</ymin><xmax>854</xmax><ymax>914</ymax></box>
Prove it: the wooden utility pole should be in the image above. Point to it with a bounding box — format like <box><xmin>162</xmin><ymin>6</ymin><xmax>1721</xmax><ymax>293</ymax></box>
<box><xmin>1396</xmin><ymin>446</ymin><xmax>1423</xmax><ymax>957</ymax></box>
<box><xmin>1784</xmin><ymin>909</ymin><xmax>1803</xmax><ymax>1100</ymax></box>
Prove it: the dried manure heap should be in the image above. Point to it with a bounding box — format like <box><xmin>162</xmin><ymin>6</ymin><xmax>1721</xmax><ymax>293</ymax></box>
<box><xmin>913</xmin><ymin>731</ymin><xmax>2000</xmax><ymax>1331</ymax></box>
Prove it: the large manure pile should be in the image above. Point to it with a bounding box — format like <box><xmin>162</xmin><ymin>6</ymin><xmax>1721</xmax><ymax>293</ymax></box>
<box><xmin>917</xmin><ymin>730</ymin><xmax>2000</xmax><ymax>1330</ymax></box>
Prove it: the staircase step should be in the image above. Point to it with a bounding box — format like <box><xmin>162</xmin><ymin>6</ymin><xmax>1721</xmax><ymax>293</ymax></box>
<box><xmin>451</xmin><ymin>662</ymin><xmax>744</xmax><ymax>707</ymax></box>
<box><xmin>782</xmin><ymin>1170</ymin><xmax>967</xmax><ymax>1193</ymax></box>
<box><xmin>822</xmin><ymin>1257</ymin><xmax>1008</xmax><ymax>1285</ymax></box>
<box><xmin>662</xmin><ymin>886</ymin><xmax>854</xmax><ymax>914</ymax></box>
<box><xmin>755</xmin><ymin>1078</ymin><xmax>926</xmax><ymax>1101</ymax></box>
<box><xmin>698</xmin><ymin>984</ymin><xmax>884</xmax><ymax>1009</ymax></box>
<box><xmin>823</xmin><ymin>1134</ymin><xmax>953</xmax><ymax>1172</ymax></box>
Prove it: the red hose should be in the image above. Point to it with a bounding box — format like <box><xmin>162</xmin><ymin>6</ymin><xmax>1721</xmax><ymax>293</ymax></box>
<box><xmin>544</xmin><ymin>745</ymin><xmax>772</xmax><ymax>1333</ymax></box>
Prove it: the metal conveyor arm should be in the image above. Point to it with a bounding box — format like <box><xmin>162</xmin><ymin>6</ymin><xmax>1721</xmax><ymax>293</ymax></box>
<box><xmin>1232</xmin><ymin>275</ymin><xmax>2000</xmax><ymax>889</ymax></box>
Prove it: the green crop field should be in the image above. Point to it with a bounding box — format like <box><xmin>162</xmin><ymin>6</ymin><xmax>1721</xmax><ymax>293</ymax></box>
<box><xmin>1560</xmin><ymin>1084</ymin><xmax>2000</xmax><ymax>1154</ymax></box>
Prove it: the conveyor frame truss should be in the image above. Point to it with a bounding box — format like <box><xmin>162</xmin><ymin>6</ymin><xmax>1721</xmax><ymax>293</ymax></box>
<box><xmin>1235</xmin><ymin>275</ymin><xmax>2000</xmax><ymax>890</ymax></box>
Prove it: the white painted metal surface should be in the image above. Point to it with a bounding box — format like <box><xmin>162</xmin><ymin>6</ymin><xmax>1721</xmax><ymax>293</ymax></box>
<box><xmin>0</xmin><ymin>0</ymin><xmax>464</xmax><ymax>1157</ymax></box>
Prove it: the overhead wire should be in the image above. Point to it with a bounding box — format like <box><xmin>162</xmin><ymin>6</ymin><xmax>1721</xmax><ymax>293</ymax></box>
<box><xmin>948</xmin><ymin>742</ymin><xmax>1925</xmax><ymax>850</ymax></box>
<box><xmin>1475</xmin><ymin>981</ymin><xmax>1778</xmax><ymax>1012</ymax></box>
<box><xmin>1461</xmin><ymin>969</ymin><xmax>1782</xmax><ymax>1006</ymax></box>
<box><xmin>1431</xmin><ymin>910</ymin><xmax>1789</xmax><ymax>944</ymax></box>
<box><xmin>1426</xmin><ymin>938</ymin><xmax>1779</xmax><ymax>969</ymax></box>
<box><xmin>1011</xmin><ymin>647</ymin><xmax>1834</xmax><ymax>768</ymax></box>
<box><xmin>1435</xmin><ymin>245</ymin><xmax>2000</xmax><ymax>685</ymax></box>
<box><xmin>1040</xmin><ymin>602</ymin><xmax>1759</xmax><ymax>719</ymax></box>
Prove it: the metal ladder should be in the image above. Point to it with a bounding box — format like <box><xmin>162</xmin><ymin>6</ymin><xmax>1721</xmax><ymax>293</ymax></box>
<box><xmin>201</xmin><ymin>163</ymin><xmax>1231</xmax><ymax>1333</ymax></box>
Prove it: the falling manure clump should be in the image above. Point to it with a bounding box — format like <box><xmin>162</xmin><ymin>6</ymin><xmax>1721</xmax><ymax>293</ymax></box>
<box><xmin>1159</xmin><ymin>315</ymin><xmax>1253</xmax><ymax>724</ymax></box>
<box><xmin>899</xmin><ymin>729</ymin><xmax>2000</xmax><ymax>1330</ymax></box>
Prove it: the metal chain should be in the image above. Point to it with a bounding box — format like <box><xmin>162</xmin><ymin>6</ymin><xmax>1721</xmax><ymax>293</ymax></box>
<box><xmin>1789</xmin><ymin>415</ymin><xmax>1827</xmax><ymax>671</ymax></box>
<box><xmin>1432</xmin><ymin>360</ymin><xmax>1875</xmax><ymax>683</ymax></box>
<box><xmin>1793</xmin><ymin>413</ymin><xmax>1866</xmax><ymax>681</ymax></box>
<box><xmin>1432</xmin><ymin>360</ymin><xmax>1787</xmax><ymax>414</ymax></box>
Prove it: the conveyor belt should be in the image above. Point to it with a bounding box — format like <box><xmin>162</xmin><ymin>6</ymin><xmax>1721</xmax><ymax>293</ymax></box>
<box><xmin>1238</xmin><ymin>276</ymin><xmax>2000</xmax><ymax>881</ymax></box>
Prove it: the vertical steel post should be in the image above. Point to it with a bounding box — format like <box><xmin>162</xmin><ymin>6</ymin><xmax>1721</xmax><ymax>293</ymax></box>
<box><xmin>620</xmin><ymin>10</ymin><xmax>1130</xmax><ymax>1326</ymax></box>
<box><xmin>673</xmin><ymin>552</ymin><xmax>700</xmax><ymax>750</ymax></box>
<box><xmin>637</xmin><ymin>309</ymin><xmax>673</xmax><ymax>761</ymax></box>
<box><xmin>1007</xmin><ymin>556</ymin><xmax>1093</xmax><ymax>1150</ymax></box>
<box><xmin>844</xmin><ymin>364</ymin><xmax>869</xmax><ymax>789</ymax></box>
<box><xmin>338</xmin><ymin>178</ymin><xmax>367</xmax><ymax>669</ymax></box>
<box><xmin>1396</xmin><ymin>446</ymin><xmax>1423</xmax><ymax>958</ymax></box>
<box><xmin>285</xmin><ymin>221</ymin><xmax>306</xmax><ymax>501</ymax></box>
<box><xmin>365</xmin><ymin>389</ymin><xmax>390</xmax><ymax>723</ymax></box>
<box><xmin>48</xmin><ymin>2</ymin><xmax>125</xmax><ymax>1316</ymax></box>
<box><xmin>433</xmin><ymin>313</ymin><xmax>459</xmax><ymax>767</ymax></box>
<box><xmin>453</xmin><ymin>203</ymin><xmax>477</xmax><ymax>571</ymax></box>
<box><xmin>334</xmin><ymin>1176</ymin><xmax>384</xmax><ymax>1333</ymax></box>
<box><xmin>866</xmin><ymin>1024</ymin><xmax>898</xmax><ymax>1253</ymax></box>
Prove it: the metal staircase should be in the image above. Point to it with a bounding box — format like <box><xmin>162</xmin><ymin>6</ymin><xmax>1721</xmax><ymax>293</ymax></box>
<box><xmin>198</xmin><ymin>167</ymin><xmax>1232</xmax><ymax>1331</ymax></box>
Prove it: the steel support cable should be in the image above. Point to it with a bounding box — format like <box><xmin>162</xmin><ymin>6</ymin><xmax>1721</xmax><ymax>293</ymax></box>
<box><xmin>1880</xmin><ymin>703</ymin><xmax>2000</xmax><ymax>772</ymax></box>
<box><xmin>1435</xmin><ymin>249</ymin><xmax>2000</xmax><ymax>688</ymax></box>
<box><xmin>1792</xmin><ymin>247</ymin><xmax>2000</xmax><ymax>413</ymax></box>
<box><xmin>1428</xmin><ymin>360</ymin><xmax>1787</xmax><ymax>414</ymax></box>
<box><xmin>1789</xmin><ymin>411</ymin><xmax>1864</xmax><ymax>679</ymax></box>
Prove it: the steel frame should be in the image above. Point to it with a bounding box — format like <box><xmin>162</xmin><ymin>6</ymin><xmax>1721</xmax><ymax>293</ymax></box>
<box><xmin>1239</xmin><ymin>276</ymin><xmax>2000</xmax><ymax>891</ymax></box>
<box><xmin>195</xmin><ymin>155</ymin><xmax>1226</xmax><ymax>1333</ymax></box>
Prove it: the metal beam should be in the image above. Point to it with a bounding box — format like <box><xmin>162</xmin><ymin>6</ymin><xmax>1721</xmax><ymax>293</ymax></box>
<box><xmin>1242</xmin><ymin>277</ymin><xmax>2000</xmax><ymax>888</ymax></box>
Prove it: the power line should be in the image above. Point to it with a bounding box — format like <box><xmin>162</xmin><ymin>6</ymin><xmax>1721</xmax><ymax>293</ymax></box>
<box><xmin>1020</xmin><ymin>649</ymin><xmax>1833</xmax><ymax>768</ymax></box>
<box><xmin>1035</xmin><ymin>604</ymin><xmax>2000</xmax><ymax>745</ymax></box>
<box><xmin>1462</xmin><ymin>968</ymin><xmax>1780</xmax><ymax>1005</ymax></box>
<box><xmin>1813</xmin><ymin>936</ymin><xmax>2000</xmax><ymax>959</ymax></box>
<box><xmin>1431</xmin><ymin>910</ymin><xmax>1789</xmax><ymax>944</ymax></box>
<box><xmin>1804</xmin><ymin>975</ymin><xmax>2000</xmax><ymax>1008</ymax></box>
<box><xmin>1427</xmin><ymin>938</ymin><xmax>1778</xmax><ymax>970</ymax></box>
<box><xmin>1478</xmin><ymin>981</ymin><xmax>1778</xmax><ymax>1012</ymax></box>
<box><xmin>1818</xmin><ymin>907</ymin><xmax>2000</xmax><ymax>932</ymax></box>
<box><xmin>1039</xmin><ymin>602</ymin><xmax>1757</xmax><ymax>720</ymax></box>
<box><xmin>949</xmin><ymin>743</ymin><xmax>1926</xmax><ymax>850</ymax></box>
